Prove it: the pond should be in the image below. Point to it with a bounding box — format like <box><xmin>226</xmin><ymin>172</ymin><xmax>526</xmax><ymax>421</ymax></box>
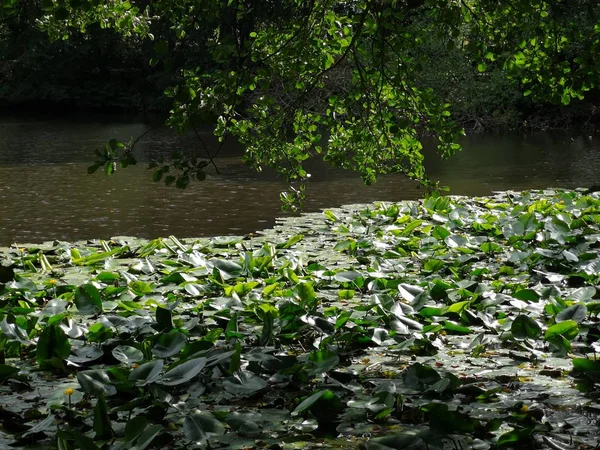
<box><xmin>0</xmin><ymin>112</ymin><xmax>598</xmax><ymax>245</ymax></box>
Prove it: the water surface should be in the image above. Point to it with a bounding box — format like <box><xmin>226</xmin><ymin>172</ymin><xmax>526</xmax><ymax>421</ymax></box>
<box><xmin>1</xmin><ymin>113</ymin><xmax>598</xmax><ymax>245</ymax></box>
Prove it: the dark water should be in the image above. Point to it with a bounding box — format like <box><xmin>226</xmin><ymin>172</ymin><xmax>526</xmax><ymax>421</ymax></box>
<box><xmin>0</xmin><ymin>113</ymin><xmax>599</xmax><ymax>245</ymax></box>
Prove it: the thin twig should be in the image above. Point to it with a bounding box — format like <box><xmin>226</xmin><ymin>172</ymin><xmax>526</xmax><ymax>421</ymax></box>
<box><xmin>190</xmin><ymin>122</ymin><xmax>220</xmax><ymax>174</ymax></box>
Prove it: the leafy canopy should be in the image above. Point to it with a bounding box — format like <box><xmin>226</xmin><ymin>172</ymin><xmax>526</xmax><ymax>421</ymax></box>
<box><xmin>5</xmin><ymin>0</ymin><xmax>600</xmax><ymax>203</ymax></box>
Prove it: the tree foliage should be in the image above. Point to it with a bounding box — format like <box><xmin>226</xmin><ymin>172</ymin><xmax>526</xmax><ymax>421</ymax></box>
<box><xmin>3</xmin><ymin>1</ymin><xmax>600</xmax><ymax>204</ymax></box>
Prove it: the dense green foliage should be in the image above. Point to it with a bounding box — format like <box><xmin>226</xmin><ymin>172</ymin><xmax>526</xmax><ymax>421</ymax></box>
<box><xmin>2</xmin><ymin>189</ymin><xmax>600</xmax><ymax>448</ymax></box>
<box><xmin>3</xmin><ymin>1</ymin><xmax>600</xmax><ymax>199</ymax></box>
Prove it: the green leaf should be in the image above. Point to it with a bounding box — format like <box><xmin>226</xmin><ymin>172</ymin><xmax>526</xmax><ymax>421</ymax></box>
<box><xmin>545</xmin><ymin>320</ymin><xmax>579</xmax><ymax>342</ymax></box>
<box><xmin>134</xmin><ymin>424</ymin><xmax>163</xmax><ymax>450</ymax></box>
<box><xmin>129</xmin><ymin>360</ymin><xmax>164</xmax><ymax>386</ymax></box>
<box><xmin>124</xmin><ymin>415</ymin><xmax>148</xmax><ymax>443</ymax></box>
<box><xmin>513</xmin><ymin>289</ymin><xmax>539</xmax><ymax>301</ymax></box>
<box><xmin>296</xmin><ymin>282</ymin><xmax>316</xmax><ymax>305</ymax></box>
<box><xmin>511</xmin><ymin>315</ymin><xmax>541</xmax><ymax>340</ymax></box>
<box><xmin>403</xmin><ymin>363</ymin><xmax>441</xmax><ymax>389</ymax></box>
<box><xmin>36</xmin><ymin>324</ymin><xmax>71</xmax><ymax>365</ymax></box>
<box><xmin>130</xmin><ymin>280</ymin><xmax>153</xmax><ymax>296</ymax></box>
<box><xmin>157</xmin><ymin>357</ymin><xmax>207</xmax><ymax>386</ymax></box>
<box><xmin>78</xmin><ymin>370</ymin><xmax>117</xmax><ymax>396</ymax></box>
<box><xmin>60</xmin><ymin>431</ymin><xmax>100</xmax><ymax>450</ymax></box>
<box><xmin>497</xmin><ymin>427</ymin><xmax>534</xmax><ymax>447</ymax></box>
<box><xmin>93</xmin><ymin>395</ymin><xmax>112</xmax><ymax>439</ymax></box>
<box><xmin>222</xmin><ymin>371</ymin><xmax>267</xmax><ymax>396</ymax></box>
<box><xmin>556</xmin><ymin>304</ymin><xmax>587</xmax><ymax>323</ymax></box>
<box><xmin>572</xmin><ymin>358</ymin><xmax>600</xmax><ymax>374</ymax></box>
<box><xmin>74</xmin><ymin>284</ymin><xmax>103</xmax><ymax>315</ymax></box>
<box><xmin>292</xmin><ymin>389</ymin><xmax>328</xmax><ymax>416</ymax></box>
<box><xmin>307</xmin><ymin>349</ymin><xmax>339</xmax><ymax>375</ymax></box>
<box><xmin>0</xmin><ymin>364</ymin><xmax>19</xmax><ymax>380</ymax></box>
<box><xmin>334</xmin><ymin>270</ymin><xmax>362</xmax><ymax>282</ymax></box>
<box><xmin>183</xmin><ymin>413</ymin><xmax>225</xmax><ymax>442</ymax></box>
<box><xmin>278</xmin><ymin>234</ymin><xmax>304</xmax><ymax>249</ymax></box>
<box><xmin>366</xmin><ymin>433</ymin><xmax>426</xmax><ymax>450</ymax></box>
<box><xmin>112</xmin><ymin>345</ymin><xmax>144</xmax><ymax>365</ymax></box>
<box><xmin>152</xmin><ymin>331</ymin><xmax>186</xmax><ymax>358</ymax></box>
<box><xmin>424</xmin><ymin>259</ymin><xmax>444</xmax><ymax>272</ymax></box>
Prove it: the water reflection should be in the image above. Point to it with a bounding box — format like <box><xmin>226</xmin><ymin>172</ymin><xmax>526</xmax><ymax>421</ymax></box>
<box><xmin>0</xmin><ymin>114</ymin><xmax>598</xmax><ymax>245</ymax></box>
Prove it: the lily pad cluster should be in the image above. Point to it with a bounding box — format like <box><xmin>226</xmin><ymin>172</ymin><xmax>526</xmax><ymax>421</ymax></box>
<box><xmin>1</xmin><ymin>189</ymin><xmax>600</xmax><ymax>449</ymax></box>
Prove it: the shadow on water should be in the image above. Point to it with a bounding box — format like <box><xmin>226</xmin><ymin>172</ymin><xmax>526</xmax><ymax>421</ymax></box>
<box><xmin>0</xmin><ymin>113</ymin><xmax>599</xmax><ymax>245</ymax></box>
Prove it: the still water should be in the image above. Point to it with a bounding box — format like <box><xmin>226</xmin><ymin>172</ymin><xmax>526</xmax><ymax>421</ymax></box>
<box><xmin>0</xmin><ymin>113</ymin><xmax>598</xmax><ymax>245</ymax></box>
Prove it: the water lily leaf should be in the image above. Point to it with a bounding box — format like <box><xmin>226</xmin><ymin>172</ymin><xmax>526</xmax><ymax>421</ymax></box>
<box><xmin>365</xmin><ymin>433</ymin><xmax>427</xmax><ymax>450</ymax></box>
<box><xmin>0</xmin><ymin>364</ymin><xmax>19</xmax><ymax>380</ymax></box>
<box><xmin>445</xmin><ymin>234</ymin><xmax>468</xmax><ymax>248</ymax></box>
<box><xmin>69</xmin><ymin>346</ymin><xmax>104</xmax><ymax>364</ymax></box>
<box><xmin>57</xmin><ymin>430</ymin><xmax>100</xmax><ymax>450</ymax></box>
<box><xmin>23</xmin><ymin>414</ymin><xmax>55</xmax><ymax>437</ymax></box>
<box><xmin>93</xmin><ymin>395</ymin><xmax>112</xmax><ymax>440</ymax></box>
<box><xmin>112</xmin><ymin>345</ymin><xmax>144</xmax><ymax>365</ymax></box>
<box><xmin>512</xmin><ymin>289</ymin><xmax>539</xmax><ymax>302</ymax></box>
<box><xmin>398</xmin><ymin>284</ymin><xmax>423</xmax><ymax>302</ymax></box>
<box><xmin>37</xmin><ymin>324</ymin><xmax>71</xmax><ymax>365</ymax></box>
<box><xmin>443</xmin><ymin>321</ymin><xmax>472</xmax><ymax>334</ymax></box>
<box><xmin>124</xmin><ymin>415</ymin><xmax>148</xmax><ymax>442</ymax></box>
<box><xmin>10</xmin><ymin>275</ymin><xmax>38</xmax><ymax>292</ymax></box>
<box><xmin>545</xmin><ymin>320</ymin><xmax>579</xmax><ymax>342</ymax></box>
<box><xmin>291</xmin><ymin>389</ymin><xmax>329</xmax><ymax>416</ymax></box>
<box><xmin>390</xmin><ymin>319</ymin><xmax>410</xmax><ymax>334</ymax></box>
<box><xmin>338</xmin><ymin>289</ymin><xmax>355</xmax><ymax>299</ymax></box>
<box><xmin>0</xmin><ymin>319</ymin><xmax>32</xmax><ymax>345</ymax></box>
<box><xmin>497</xmin><ymin>427</ymin><xmax>534</xmax><ymax>447</ymax></box>
<box><xmin>184</xmin><ymin>283</ymin><xmax>209</xmax><ymax>296</ymax></box>
<box><xmin>424</xmin><ymin>259</ymin><xmax>444</xmax><ymax>272</ymax></box>
<box><xmin>157</xmin><ymin>357</ymin><xmax>207</xmax><ymax>386</ymax></box>
<box><xmin>42</xmin><ymin>299</ymin><xmax>68</xmax><ymax>317</ymax></box>
<box><xmin>134</xmin><ymin>424</ymin><xmax>163</xmax><ymax>450</ymax></box>
<box><xmin>422</xmin><ymin>402</ymin><xmax>482</xmax><ymax>434</ymax></box>
<box><xmin>432</xmin><ymin>225</ymin><xmax>450</xmax><ymax>240</ymax></box>
<box><xmin>210</xmin><ymin>258</ymin><xmax>242</xmax><ymax>276</ymax></box>
<box><xmin>567</xmin><ymin>286</ymin><xmax>596</xmax><ymax>302</ymax></box>
<box><xmin>223</xmin><ymin>371</ymin><xmax>267</xmax><ymax>396</ymax></box>
<box><xmin>402</xmin><ymin>219</ymin><xmax>423</xmax><ymax>236</ymax></box>
<box><xmin>130</xmin><ymin>280</ymin><xmax>153</xmax><ymax>296</ymax></box>
<box><xmin>74</xmin><ymin>284</ymin><xmax>103</xmax><ymax>315</ymax></box>
<box><xmin>232</xmin><ymin>281</ymin><xmax>260</xmax><ymax>296</ymax></box>
<box><xmin>334</xmin><ymin>271</ymin><xmax>362</xmax><ymax>283</ymax></box>
<box><xmin>183</xmin><ymin>413</ymin><xmax>225</xmax><ymax>442</ymax></box>
<box><xmin>511</xmin><ymin>315</ymin><xmax>541</xmax><ymax>340</ymax></box>
<box><xmin>403</xmin><ymin>363</ymin><xmax>441</xmax><ymax>389</ymax></box>
<box><xmin>152</xmin><ymin>331</ymin><xmax>186</xmax><ymax>358</ymax></box>
<box><xmin>278</xmin><ymin>234</ymin><xmax>304</xmax><ymax>249</ymax></box>
<box><xmin>226</xmin><ymin>412</ymin><xmax>261</xmax><ymax>433</ymax></box>
<box><xmin>556</xmin><ymin>304</ymin><xmax>587</xmax><ymax>323</ymax></box>
<box><xmin>395</xmin><ymin>315</ymin><xmax>423</xmax><ymax>330</ymax></box>
<box><xmin>96</xmin><ymin>271</ymin><xmax>119</xmax><ymax>282</ymax></box>
<box><xmin>295</xmin><ymin>282</ymin><xmax>316</xmax><ymax>304</ymax></box>
<box><xmin>77</xmin><ymin>370</ymin><xmax>117</xmax><ymax>396</ymax></box>
<box><xmin>372</xmin><ymin>328</ymin><xmax>391</xmax><ymax>345</ymax></box>
<box><xmin>307</xmin><ymin>349</ymin><xmax>339</xmax><ymax>375</ymax></box>
<box><xmin>129</xmin><ymin>359</ymin><xmax>164</xmax><ymax>386</ymax></box>
<box><xmin>572</xmin><ymin>358</ymin><xmax>600</xmax><ymax>374</ymax></box>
